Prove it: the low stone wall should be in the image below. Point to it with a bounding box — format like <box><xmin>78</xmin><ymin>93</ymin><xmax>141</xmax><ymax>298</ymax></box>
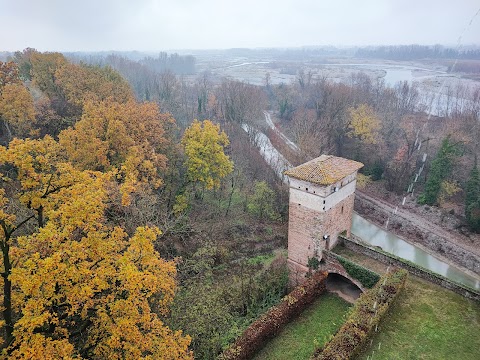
<box><xmin>355</xmin><ymin>194</ymin><xmax>480</xmax><ymax>275</ymax></box>
<box><xmin>338</xmin><ymin>236</ymin><xmax>480</xmax><ymax>302</ymax></box>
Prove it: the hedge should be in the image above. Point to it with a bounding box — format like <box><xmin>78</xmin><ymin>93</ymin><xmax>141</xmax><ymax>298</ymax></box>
<box><xmin>312</xmin><ymin>268</ymin><xmax>408</xmax><ymax>360</ymax></box>
<box><xmin>334</xmin><ymin>253</ymin><xmax>380</xmax><ymax>288</ymax></box>
<box><xmin>220</xmin><ymin>271</ymin><xmax>328</xmax><ymax>360</ymax></box>
<box><xmin>343</xmin><ymin>235</ymin><xmax>480</xmax><ymax>295</ymax></box>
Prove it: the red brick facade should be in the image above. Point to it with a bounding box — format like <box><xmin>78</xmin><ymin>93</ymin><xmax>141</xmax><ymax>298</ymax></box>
<box><xmin>286</xmin><ymin>158</ymin><xmax>361</xmax><ymax>285</ymax></box>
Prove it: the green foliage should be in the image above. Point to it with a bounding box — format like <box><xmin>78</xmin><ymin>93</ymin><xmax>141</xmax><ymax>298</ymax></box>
<box><xmin>335</xmin><ymin>254</ymin><xmax>380</xmax><ymax>288</ymax></box>
<box><xmin>170</xmin><ymin>253</ymin><xmax>288</xmax><ymax>359</ymax></box>
<box><xmin>247</xmin><ymin>181</ymin><xmax>279</xmax><ymax>221</ymax></box>
<box><xmin>221</xmin><ymin>271</ymin><xmax>328</xmax><ymax>360</ymax></box>
<box><xmin>465</xmin><ymin>166</ymin><xmax>480</xmax><ymax>232</ymax></box>
<box><xmin>419</xmin><ymin>136</ymin><xmax>461</xmax><ymax>205</ymax></box>
<box><xmin>307</xmin><ymin>257</ymin><xmax>320</xmax><ymax>271</ymax></box>
<box><xmin>359</xmin><ymin>276</ymin><xmax>480</xmax><ymax>360</ymax></box>
<box><xmin>362</xmin><ymin>161</ymin><xmax>384</xmax><ymax>181</ymax></box>
<box><xmin>253</xmin><ymin>293</ymin><xmax>351</xmax><ymax>360</ymax></box>
<box><xmin>314</xmin><ymin>269</ymin><xmax>407</xmax><ymax>360</ymax></box>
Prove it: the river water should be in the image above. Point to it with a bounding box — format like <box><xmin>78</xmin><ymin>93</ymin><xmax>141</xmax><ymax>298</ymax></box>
<box><xmin>244</xmin><ymin>113</ymin><xmax>480</xmax><ymax>291</ymax></box>
<box><xmin>351</xmin><ymin>213</ymin><xmax>480</xmax><ymax>290</ymax></box>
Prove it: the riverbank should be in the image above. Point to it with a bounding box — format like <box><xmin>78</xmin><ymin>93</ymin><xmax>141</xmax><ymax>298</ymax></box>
<box><xmin>355</xmin><ymin>189</ymin><xmax>480</xmax><ymax>277</ymax></box>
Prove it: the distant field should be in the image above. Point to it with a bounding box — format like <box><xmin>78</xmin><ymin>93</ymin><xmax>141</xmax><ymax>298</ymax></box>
<box><xmin>335</xmin><ymin>247</ymin><xmax>480</xmax><ymax>360</ymax></box>
<box><xmin>253</xmin><ymin>293</ymin><xmax>351</xmax><ymax>360</ymax></box>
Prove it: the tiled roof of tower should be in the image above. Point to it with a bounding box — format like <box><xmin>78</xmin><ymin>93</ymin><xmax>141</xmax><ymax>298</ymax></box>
<box><xmin>284</xmin><ymin>155</ymin><xmax>363</xmax><ymax>185</ymax></box>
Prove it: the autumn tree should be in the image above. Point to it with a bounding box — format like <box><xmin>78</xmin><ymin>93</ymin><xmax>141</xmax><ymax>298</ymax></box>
<box><xmin>0</xmin><ymin>83</ymin><xmax>36</xmax><ymax>140</ymax></box>
<box><xmin>181</xmin><ymin>120</ymin><xmax>233</xmax><ymax>191</ymax></box>
<box><xmin>0</xmin><ymin>62</ymin><xmax>36</xmax><ymax>141</ymax></box>
<box><xmin>54</xmin><ymin>63</ymin><xmax>134</xmax><ymax>114</ymax></box>
<box><xmin>59</xmin><ymin>100</ymin><xmax>171</xmax><ymax>205</ymax></box>
<box><xmin>347</xmin><ymin>104</ymin><xmax>380</xmax><ymax>144</ymax></box>
<box><xmin>29</xmin><ymin>51</ymin><xmax>68</xmax><ymax>100</ymax></box>
<box><xmin>1</xmin><ymin>136</ymin><xmax>192</xmax><ymax>358</ymax></box>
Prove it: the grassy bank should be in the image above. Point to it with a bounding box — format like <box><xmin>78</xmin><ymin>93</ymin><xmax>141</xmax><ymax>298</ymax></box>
<box><xmin>253</xmin><ymin>293</ymin><xmax>351</xmax><ymax>360</ymax></box>
<box><xmin>335</xmin><ymin>247</ymin><xmax>480</xmax><ymax>360</ymax></box>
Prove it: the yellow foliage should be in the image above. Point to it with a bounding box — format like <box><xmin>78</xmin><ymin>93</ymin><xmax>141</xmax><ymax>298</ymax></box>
<box><xmin>347</xmin><ymin>104</ymin><xmax>381</xmax><ymax>144</ymax></box>
<box><xmin>0</xmin><ymin>83</ymin><xmax>36</xmax><ymax>138</ymax></box>
<box><xmin>438</xmin><ymin>180</ymin><xmax>461</xmax><ymax>206</ymax></box>
<box><xmin>356</xmin><ymin>173</ymin><xmax>372</xmax><ymax>190</ymax></box>
<box><xmin>54</xmin><ymin>63</ymin><xmax>134</xmax><ymax>110</ymax></box>
<box><xmin>1</xmin><ymin>135</ymin><xmax>192</xmax><ymax>358</ymax></box>
<box><xmin>181</xmin><ymin>119</ymin><xmax>233</xmax><ymax>190</ymax></box>
<box><xmin>59</xmin><ymin>100</ymin><xmax>170</xmax><ymax>205</ymax></box>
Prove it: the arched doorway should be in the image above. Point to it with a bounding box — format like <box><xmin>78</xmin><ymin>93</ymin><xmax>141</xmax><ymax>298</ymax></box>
<box><xmin>326</xmin><ymin>273</ymin><xmax>363</xmax><ymax>303</ymax></box>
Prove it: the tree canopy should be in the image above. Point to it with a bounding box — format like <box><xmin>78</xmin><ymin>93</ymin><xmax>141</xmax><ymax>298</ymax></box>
<box><xmin>181</xmin><ymin>119</ymin><xmax>233</xmax><ymax>190</ymax></box>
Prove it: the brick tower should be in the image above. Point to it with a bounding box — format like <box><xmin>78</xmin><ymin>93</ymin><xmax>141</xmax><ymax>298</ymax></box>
<box><xmin>284</xmin><ymin>155</ymin><xmax>363</xmax><ymax>284</ymax></box>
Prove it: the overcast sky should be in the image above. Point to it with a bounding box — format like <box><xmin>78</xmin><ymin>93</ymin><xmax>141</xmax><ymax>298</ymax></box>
<box><xmin>1</xmin><ymin>0</ymin><xmax>479</xmax><ymax>52</ymax></box>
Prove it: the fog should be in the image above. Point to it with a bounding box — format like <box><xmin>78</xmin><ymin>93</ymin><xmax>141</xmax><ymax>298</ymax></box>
<box><xmin>0</xmin><ymin>0</ymin><xmax>479</xmax><ymax>51</ymax></box>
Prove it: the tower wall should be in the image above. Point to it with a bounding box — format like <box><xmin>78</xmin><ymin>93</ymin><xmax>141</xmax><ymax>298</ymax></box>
<box><xmin>287</xmin><ymin>172</ymin><xmax>358</xmax><ymax>284</ymax></box>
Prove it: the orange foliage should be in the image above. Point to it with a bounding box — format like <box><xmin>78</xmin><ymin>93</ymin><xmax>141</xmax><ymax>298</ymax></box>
<box><xmin>1</xmin><ymin>136</ymin><xmax>192</xmax><ymax>359</ymax></box>
<box><xmin>59</xmin><ymin>100</ymin><xmax>171</xmax><ymax>205</ymax></box>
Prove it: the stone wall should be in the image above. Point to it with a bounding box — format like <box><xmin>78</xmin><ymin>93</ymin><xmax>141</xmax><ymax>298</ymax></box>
<box><xmin>339</xmin><ymin>236</ymin><xmax>480</xmax><ymax>301</ymax></box>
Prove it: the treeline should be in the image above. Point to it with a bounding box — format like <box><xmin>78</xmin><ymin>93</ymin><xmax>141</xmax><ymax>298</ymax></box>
<box><xmin>356</xmin><ymin>44</ymin><xmax>480</xmax><ymax>60</ymax></box>
<box><xmin>140</xmin><ymin>52</ymin><xmax>195</xmax><ymax>74</ymax></box>
<box><xmin>1</xmin><ymin>49</ymin><xmax>289</xmax><ymax>358</ymax></box>
<box><xmin>267</xmin><ymin>70</ymin><xmax>480</xmax><ymax>231</ymax></box>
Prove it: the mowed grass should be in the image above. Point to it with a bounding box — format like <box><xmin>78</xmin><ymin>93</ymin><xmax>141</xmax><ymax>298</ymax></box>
<box><xmin>253</xmin><ymin>293</ymin><xmax>351</xmax><ymax>360</ymax></box>
<box><xmin>335</xmin><ymin>247</ymin><xmax>480</xmax><ymax>360</ymax></box>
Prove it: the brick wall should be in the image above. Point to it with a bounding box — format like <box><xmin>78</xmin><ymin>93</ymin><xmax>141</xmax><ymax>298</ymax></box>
<box><xmin>287</xmin><ymin>193</ymin><xmax>355</xmax><ymax>265</ymax></box>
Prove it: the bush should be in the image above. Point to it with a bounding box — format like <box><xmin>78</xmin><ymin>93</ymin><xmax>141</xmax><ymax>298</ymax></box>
<box><xmin>313</xmin><ymin>269</ymin><xmax>407</xmax><ymax>360</ymax></box>
<box><xmin>220</xmin><ymin>271</ymin><xmax>328</xmax><ymax>360</ymax></box>
<box><xmin>335</xmin><ymin>254</ymin><xmax>380</xmax><ymax>288</ymax></box>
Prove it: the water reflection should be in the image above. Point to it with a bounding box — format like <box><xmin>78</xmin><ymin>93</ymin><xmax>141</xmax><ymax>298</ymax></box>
<box><xmin>351</xmin><ymin>213</ymin><xmax>480</xmax><ymax>290</ymax></box>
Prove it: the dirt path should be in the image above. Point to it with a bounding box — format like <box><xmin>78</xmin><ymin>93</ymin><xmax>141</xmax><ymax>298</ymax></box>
<box><xmin>356</xmin><ymin>190</ymin><xmax>480</xmax><ymax>258</ymax></box>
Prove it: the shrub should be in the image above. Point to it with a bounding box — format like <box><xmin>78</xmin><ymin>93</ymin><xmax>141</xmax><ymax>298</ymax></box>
<box><xmin>220</xmin><ymin>271</ymin><xmax>328</xmax><ymax>360</ymax></box>
<box><xmin>313</xmin><ymin>269</ymin><xmax>407</xmax><ymax>360</ymax></box>
<box><xmin>335</xmin><ymin>254</ymin><xmax>380</xmax><ymax>288</ymax></box>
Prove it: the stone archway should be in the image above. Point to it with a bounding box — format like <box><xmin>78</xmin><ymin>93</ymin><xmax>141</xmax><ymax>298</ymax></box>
<box><xmin>326</xmin><ymin>272</ymin><xmax>363</xmax><ymax>303</ymax></box>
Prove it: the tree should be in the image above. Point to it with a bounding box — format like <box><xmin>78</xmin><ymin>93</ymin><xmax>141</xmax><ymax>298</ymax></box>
<box><xmin>419</xmin><ymin>136</ymin><xmax>461</xmax><ymax>205</ymax></box>
<box><xmin>347</xmin><ymin>104</ymin><xmax>380</xmax><ymax>144</ymax></box>
<box><xmin>1</xmin><ymin>137</ymin><xmax>192</xmax><ymax>358</ymax></box>
<box><xmin>0</xmin><ymin>62</ymin><xmax>20</xmax><ymax>88</ymax></box>
<box><xmin>59</xmin><ymin>100</ymin><xmax>171</xmax><ymax>205</ymax></box>
<box><xmin>465</xmin><ymin>166</ymin><xmax>480</xmax><ymax>232</ymax></box>
<box><xmin>0</xmin><ymin>83</ymin><xmax>36</xmax><ymax>139</ymax></box>
<box><xmin>54</xmin><ymin>63</ymin><xmax>134</xmax><ymax>114</ymax></box>
<box><xmin>247</xmin><ymin>181</ymin><xmax>279</xmax><ymax>222</ymax></box>
<box><xmin>181</xmin><ymin>120</ymin><xmax>233</xmax><ymax>190</ymax></box>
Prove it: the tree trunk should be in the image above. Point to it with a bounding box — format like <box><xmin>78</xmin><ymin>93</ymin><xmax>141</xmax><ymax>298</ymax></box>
<box><xmin>2</xmin><ymin>235</ymin><xmax>13</xmax><ymax>347</ymax></box>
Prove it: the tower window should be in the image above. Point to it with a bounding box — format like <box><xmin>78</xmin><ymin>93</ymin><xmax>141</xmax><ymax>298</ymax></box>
<box><xmin>306</xmin><ymin>188</ymin><xmax>308</xmax><ymax>191</ymax></box>
<box><xmin>341</xmin><ymin>206</ymin><xmax>344</xmax><ymax>214</ymax></box>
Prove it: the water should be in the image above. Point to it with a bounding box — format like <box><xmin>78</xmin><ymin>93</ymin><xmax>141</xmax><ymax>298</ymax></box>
<box><xmin>351</xmin><ymin>213</ymin><xmax>480</xmax><ymax>290</ymax></box>
<box><xmin>248</xmin><ymin>110</ymin><xmax>480</xmax><ymax>291</ymax></box>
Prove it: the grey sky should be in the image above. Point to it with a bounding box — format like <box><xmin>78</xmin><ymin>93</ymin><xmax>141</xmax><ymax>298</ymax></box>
<box><xmin>1</xmin><ymin>0</ymin><xmax>479</xmax><ymax>51</ymax></box>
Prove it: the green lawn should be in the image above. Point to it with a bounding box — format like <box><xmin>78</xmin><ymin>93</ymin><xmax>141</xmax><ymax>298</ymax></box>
<box><xmin>335</xmin><ymin>247</ymin><xmax>480</xmax><ymax>360</ymax></box>
<box><xmin>253</xmin><ymin>293</ymin><xmax>351</xmax><ymax>360</ymax></box>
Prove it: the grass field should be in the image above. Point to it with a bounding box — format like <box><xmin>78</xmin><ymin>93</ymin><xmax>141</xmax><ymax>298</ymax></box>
<box><xmin>253</xmin><ymin>293</ymin><xmax>351</xmax><ymax>360</ymax></box>
<box><xmin>335</xmin><ymin>247</ymin><xmax>480</xmax><ymax>360</ymax></box>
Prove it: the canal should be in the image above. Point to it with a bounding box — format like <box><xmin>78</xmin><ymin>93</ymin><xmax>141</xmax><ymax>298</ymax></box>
<box><xmin>351</xmin><ymin>213</ymin><xmax>480</xmax><ymax>290</ymax></box>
